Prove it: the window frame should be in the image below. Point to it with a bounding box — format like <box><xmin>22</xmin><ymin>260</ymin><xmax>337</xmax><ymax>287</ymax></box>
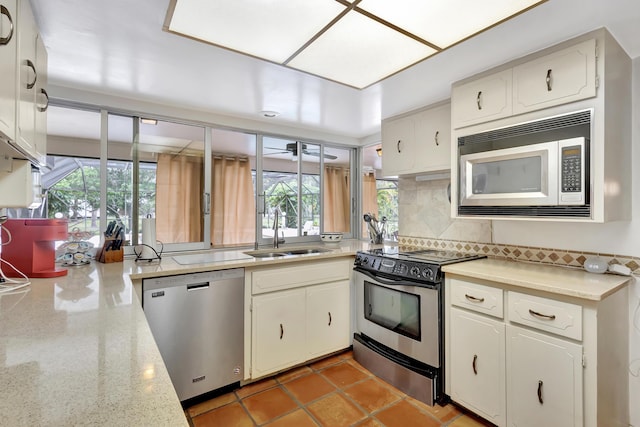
<box><xmin>44</xmin><ymin>102</ymin><xmax>358</xmax><ymax>253</ymax></box>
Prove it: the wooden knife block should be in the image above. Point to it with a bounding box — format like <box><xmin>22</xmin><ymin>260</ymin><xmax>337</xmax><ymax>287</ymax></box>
<box><xmin>96</xmin><ymin>238</ymin><xmax>124</xmax><ymax>263</ymax></box>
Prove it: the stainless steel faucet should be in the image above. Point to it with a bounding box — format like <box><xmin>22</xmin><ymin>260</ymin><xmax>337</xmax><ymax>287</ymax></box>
<box><xmin>273</xmin><ymin>207</ymin><xmax>285</xmax><ymax>248</ymax></box>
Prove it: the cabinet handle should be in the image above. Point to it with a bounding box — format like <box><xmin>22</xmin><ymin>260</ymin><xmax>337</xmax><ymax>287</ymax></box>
<box><xmin>472</xmin><ymin>354</ymin><xmax>478</xmax><ymax>375</ymax></box>
<box><xmin>37</xmin><ymin>88</ymin><xmax>49</xmax><ymax>112</ymax></box>
<box><xmin>546</xmin><ymin>69</ymin><xmax>552</xmax><ymax>91</ymax></box>
<box><xmin>368</xmin><ymin>303</ymin><xmax>373</xmax><ymax>317</ymax></box>
<box><xmin>0</xmin><ymin>5</ymin><xmax>14</xmax><ymax>45</ymax></box>
<box><xmin>328</xmin><ymin>312</ymin><xmax>332</xmax><ymax>326</ymax></box>
<box><xmin>476</xmin><ymin>91</ymin><xmax>482</xmax><ymax>110</ymax></box>
<box><xmin>464</xmin><ymin>293</ymin><xmax>485</xmax><ymax>303</ymax></box>
<box><xmin>434</xmin><ymin>131</ymin><xmax>439</xmax><ymax>146</ymax></box>
<box><xmin>25</xmin><ymin>59</ymin><xmax>37</xmax><ymax>89</ymax></box>
<box><xmin>537</xmin><ymin>380</ymin><xmax>544</xmax><ymax>404</ymax></box>
<box><xmin>528</xmin><ymin>309</ymin><xmax>556</xmax><ymax>320</ymax></box>
<box><xmin>396</xmin><ymin>140</ymin><xmax>402</xmax><ymax>153</ymax></box>
<box><xmin>279</xmin><ymin>323</ymin><xmax>283</xmax><ymax>340</ymax></box>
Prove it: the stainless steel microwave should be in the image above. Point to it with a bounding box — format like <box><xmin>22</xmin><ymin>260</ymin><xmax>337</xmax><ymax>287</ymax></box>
<box><xmin>457</xmin><ymin>110</ymin><xmax>591</xmax><ymax>218</ymax></box>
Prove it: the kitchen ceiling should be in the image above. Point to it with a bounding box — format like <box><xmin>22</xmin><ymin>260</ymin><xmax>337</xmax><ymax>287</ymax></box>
<box><xmin>32</xmin><ymin>0</ymin><xmax>640</xmax><ymax>140</ymax></box>
<box><xmin>165</xmin><ymin>0</ymin><xmax>544</xmax><ymax>89</ymax></box>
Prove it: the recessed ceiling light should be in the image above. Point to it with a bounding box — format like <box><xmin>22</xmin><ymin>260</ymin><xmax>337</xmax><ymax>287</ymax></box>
<box><xmin>166</xmin><ymin>0</ymin><xmax>546</xmax><ymax>89</ymax></box>
<box><xmin>261</xmin><ymin>110</ymin><xmax>280</xmax><ymax>118</ymax></box>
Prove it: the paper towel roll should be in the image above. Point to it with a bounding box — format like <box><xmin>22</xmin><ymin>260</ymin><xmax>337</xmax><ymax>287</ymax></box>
<box><xmin>140</xmin><ymin>218</ymin><xmax>157</xmax><ymax>259</ymax></box>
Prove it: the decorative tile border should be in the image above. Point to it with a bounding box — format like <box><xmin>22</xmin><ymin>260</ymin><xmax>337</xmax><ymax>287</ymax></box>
<box><xmin>398</xmin><ymin>236</ymin><xmax>640</xmax><ymax>275</ymax></box>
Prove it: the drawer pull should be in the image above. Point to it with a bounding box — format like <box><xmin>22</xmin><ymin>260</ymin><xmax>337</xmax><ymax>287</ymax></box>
<box><xmin>328</xmin><ymin>311</ymin><xmax>332</xmax><ymax>326</ymax></box>
<box><xmin>279</xmin><ymin>323</ymin><xmax>283</xmax><ymax>340</ymax></box>
<box><xmin>537</xmin><ymin>380</ymin><xmax>544</xmax><ymax>404</ymax></box>
<box><xmin>397</xmin><ymin>140</ymin><xmax>402</xmax><ymax>153</ymax></box>
<box><xmin>0</xmin><ymin>5</ymin><xmax>14</xmax><ymax>45</ymax></box>
<box><xmin>465</xmin><ymin>293</ymin><xmax>485</xmax><ymax>303</ymax></box>
<box><xmin>434</xmin><ymin>131</ymin><xmax>439</xmax><ymax>146</ymax></box>
<box><xmin>546</xmin><ymin>69</ymin><xmax>553</xmax><ymax>91</ymax></box>
<box><xmin>528</xmin><ymin>309</ymin><xmax>556</xmax><ymax>320</ymax></box>
<box><xmin>476</xmin><ymin>91</ymin><xmax>482</xmax><ymax>110</ymax></box>
<box><xmin>472</xmin><ymin>354</ymin><xmax>478</xmax><ymax>375</ymax></box>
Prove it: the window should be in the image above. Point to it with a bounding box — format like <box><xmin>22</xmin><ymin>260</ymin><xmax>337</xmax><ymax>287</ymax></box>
<box><xmin>15</xmin><ymin>104</ymin><xmax>357</xmax><ymax>253</ymax></box>
<box><xmin>258</xmin><ymin>137</ymin><xmax>355</xmax><ymax>245</ymax></box>
<box><xmin>362</xmin><ymin>143</ymin><xmax>398</xmax><ymax>241</ymax></box>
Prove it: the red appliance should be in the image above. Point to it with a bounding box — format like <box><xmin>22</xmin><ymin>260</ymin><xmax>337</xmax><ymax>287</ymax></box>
<box><xmin>1</xmin><ymin>219</ymin><xmax>69</xmax><ymax>278</ymax></box>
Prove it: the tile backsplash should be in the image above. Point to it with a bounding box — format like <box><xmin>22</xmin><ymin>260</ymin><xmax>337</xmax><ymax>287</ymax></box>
<box><xmin>398</xmin><ymin>177</ymin><xmax>640</xmax><ymax>275</ymax></box>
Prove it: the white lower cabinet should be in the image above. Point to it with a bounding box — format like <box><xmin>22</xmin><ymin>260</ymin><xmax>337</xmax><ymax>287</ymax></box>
<box><xmin>251</xmin><ymin>288</ymin><xmax>307</xmax><ymax>378</ymax></box>
<box><xmin>450</xmin><ymin>308</ymin><xmax>505</xmax><ymax>426</ymax></box>
<box><xmin>306</xmin><ymin>280</ymin><xmax>350</xmax><ymax>359</ymax></box>
<box><xmin>246</xmin><ymin>258</ymin><xmax>352</xmax><ymax>380</ymax></box>
<box><xmin>507</xmin><ymin>325</ymin><xmax>583</xmax><ymax>427</ymax></box>
<box><xmin>446</xmin><ymin>274</ymin><xmax>629</xmax><ymax>427</ymax></box>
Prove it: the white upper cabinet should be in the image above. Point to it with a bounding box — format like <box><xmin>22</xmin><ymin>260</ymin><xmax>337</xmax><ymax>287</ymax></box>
<box><xmin>513</xmin><ymin>39</ymin><xmax>597</xmax><ymax>114</ymax></box>
<box><xmin>0</xmin><ymin>0</ymin><xmax>17</xmax><ymax>143</ymax></box>
<box><xmin>381</xmin><ymin>101</ymin><xmax>451</xmax><ymax>177</ymax></box>
<box><xmin>451</xmin><ymin>70</ymin><xmax>512</xmax><ymax>129</ymax></box>
<box><xmin>0</xmin><ymin>0</ymin><xmax>47</xmax><ymax>166</ymax></box>
<box><xmin>16</xmin><ymin>0</ymin><xmax>37</xmax><ymax>157</ymax></box>
<box><xmin>381</xmin><ymin>114</ymin><xmax>416</xmax><ymax>176</ymax></box>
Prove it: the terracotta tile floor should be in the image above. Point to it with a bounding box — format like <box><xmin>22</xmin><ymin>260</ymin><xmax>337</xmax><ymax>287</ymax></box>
<box><xmin>186</xmin><ymin>350</ymin><xmax>495</xmax><ymax>427</ymax></box>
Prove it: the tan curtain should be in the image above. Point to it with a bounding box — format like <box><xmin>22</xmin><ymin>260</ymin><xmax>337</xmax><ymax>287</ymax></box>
<box><xmin>155</xmin><ymin>154</ymin><xmax>203</xmax><ymax>243</ymax></box>
<box><xmin>324</xmin><ymin>166</ymin><xmax>350</xmax><ymax>232</ymax></box>
<box><xmin>211</xmin><ymin>157</ymin><xmax>255</xmax><ymax>246</ymax></box>
<box><xmin>362</xmin><ymin>172</ymin><xmax>378</xmax><ymax>237</ymax></box>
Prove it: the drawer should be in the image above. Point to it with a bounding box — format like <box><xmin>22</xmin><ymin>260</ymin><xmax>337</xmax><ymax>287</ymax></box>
<box><xmin>508</xmin><ymin>291</ymin><xmax>582</xmax><ymax>341</ymax></box>
<box><xmin>450</xmin><ymin>278</ymin><xmax>504</xmax><ymax>319</ymax></box>
<box><xmin>251</xmin><ymin>258</ymin><xmax>351</xmax><ymax>294</ymax></box>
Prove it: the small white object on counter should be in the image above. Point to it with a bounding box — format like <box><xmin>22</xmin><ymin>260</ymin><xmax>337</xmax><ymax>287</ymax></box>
<box><xmin>583</xmin><ymin>256</ymin><xmax>608</xmax><ymax>274</ymax></box>
<box><xmin>608</xmin><ymin>263</ymin><xmax>632</xmax><ymax>276</ymax></box>
<box><xmin>321</xmin><ymin>232</ymin><xmax>343</xmax><ymax>244</ymax></box>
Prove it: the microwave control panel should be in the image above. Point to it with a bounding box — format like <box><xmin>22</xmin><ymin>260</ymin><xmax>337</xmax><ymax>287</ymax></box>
<box><xmin>561</xmin><ymin>145</ymin><xmax>582</xmax><ymax>193</ymax></box>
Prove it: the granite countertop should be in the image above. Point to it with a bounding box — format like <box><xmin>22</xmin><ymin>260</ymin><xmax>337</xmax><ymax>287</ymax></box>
<box><xmin>0</xmin><ymin>240</ymin><xmax>368</xmax><ymax>426</ymax></box>
<box><xmin>442</xmin><ymin>257</ymin><xmax>632</xmax><ymax>301</ymax></box>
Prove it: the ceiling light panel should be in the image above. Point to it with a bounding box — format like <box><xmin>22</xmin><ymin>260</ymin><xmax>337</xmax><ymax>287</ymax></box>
<box><xmin>168</xmin><ymin>0</ymin><xmax>346</xmax><ymax>63</ymax></box>
<box><xmin>358</xmin><ymin>0</ymin><xmax>546</xmax><ymax>48</ymax></box>
<box><xmin>288</xmin><ymin>11</ymin><xmax>437</xmax><ymax>89</ymax></box>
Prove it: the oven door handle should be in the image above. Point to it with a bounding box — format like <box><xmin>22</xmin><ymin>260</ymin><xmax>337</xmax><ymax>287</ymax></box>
<box><xmin>355</xmin><ymin>268</ymin><xmax>434</xmax><ymax>288</ymax></box>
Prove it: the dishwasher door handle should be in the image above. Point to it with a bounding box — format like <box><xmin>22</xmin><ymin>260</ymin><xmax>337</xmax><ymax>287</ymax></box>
<box><xmin>187</xmin><ymin>282</ymin><xmax>210</xmax><ymax>291</ymax></box>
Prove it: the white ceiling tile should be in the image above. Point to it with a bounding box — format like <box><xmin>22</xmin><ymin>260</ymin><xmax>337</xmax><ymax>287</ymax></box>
<box><xmin>288</xmin><ymin>11</ymin><xmax>437</xmax><ymax>89</ymax></box>
<box><xmin>168</xmin><ymin>0</ymin><xmax>346</xmax><ymax>63</ymax></box>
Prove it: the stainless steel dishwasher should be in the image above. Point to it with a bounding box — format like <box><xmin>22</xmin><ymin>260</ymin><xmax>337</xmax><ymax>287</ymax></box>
<box><xmin>142</xmin><ymin>268</ymin><xmax>244</xmax><ymax>402</ymax></box>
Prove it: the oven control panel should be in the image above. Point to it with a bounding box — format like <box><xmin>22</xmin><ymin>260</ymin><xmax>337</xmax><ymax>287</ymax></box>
<box><xmin>354</xmin><ymin>253</ymin><xmax>439</xmax><ymax>284</ymax></box>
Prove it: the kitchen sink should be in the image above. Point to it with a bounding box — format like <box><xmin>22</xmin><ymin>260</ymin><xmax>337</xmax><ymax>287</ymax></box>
<box><xmin>246</xmin><ymin>252</ymin><xmax>287</xmax><ymax>258</ymax></box>
<box><xmin>244</xmin><ymin>247</ymin><xmax>332</xmax><ymax>258</ymax></box>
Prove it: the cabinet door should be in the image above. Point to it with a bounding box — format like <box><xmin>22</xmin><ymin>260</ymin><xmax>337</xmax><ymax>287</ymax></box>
<box><xmin>306</xmin><ymin>280</ymin><xmax>350</xmax><ymax>359</ymax></box>
<box><xmin>450</xmin><ymin>308</ymin><xmax>506</xmax><ymax>426</ymax></box>
<box><xmin>414</xmin><ymin>103</ymin><xmax>451</xmax><ymax>172</ymax></box>
<box><xmin>252</xmin><ymin>289</ymin><xmax>306</xmax><ymax>378</ymax></box>
<box><xmin>451</xmin><ymin>69</ymin><xmax>512</xmax><ymax>129</ymax></box>
<box><xmin>506</xmin><ymin>325</ymin><xmax>583</xmax><ymax>427</ymax></box>
<box><xmin>381</xmin><ymin>114</ymin><xmax>415</xmax><ymax>176</ymax></box>
<box><xmin>16</xmin><ymin>0</ymin><xmax>37</xmax><ymax>156</ymax></box>
<box><xmin>513</xmin><ymin>39</ymin><xmax>597</xmax><ymax>115</ymax></box>
<box><xmin>33</xmin><ymin>32</ymin><xmax>47</xmax><ymax>166</ymax></box>
<box><xmin>0</xmin><ymin>0</ymin><xmax>17</xmax><ymax>142</ymax></box>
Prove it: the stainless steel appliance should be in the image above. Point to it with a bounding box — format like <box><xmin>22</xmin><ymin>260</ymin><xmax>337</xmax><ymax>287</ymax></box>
<box><xmin>353</xmin><ymin>248</ymin><xmax>484</xmax><ymax>406</ymax></box>
<box><xmin>142</xmin><ymin>268</ymin><xmax>244</xmax><ymax>402</ymax></box>
<box><xmin>457</xmin><ymin>109</ymin><xmax>591</xmax><ymax>218</ymax></box>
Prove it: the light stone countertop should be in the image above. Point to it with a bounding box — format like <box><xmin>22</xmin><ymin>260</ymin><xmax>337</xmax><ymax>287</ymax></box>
<box><xmin>442</xmin><ymin>257</ymin><xmax>632</xmax><ymax>301</ymax></box>
<box><xmin>0</xmin><ymin>240</ymin><xmax>369</xmax><ymax>426</ymax></box>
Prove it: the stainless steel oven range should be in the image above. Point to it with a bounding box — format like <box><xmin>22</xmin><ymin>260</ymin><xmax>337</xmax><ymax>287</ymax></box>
<box><xmin>353</xmin><ymin>248</ymin><xmax>484</xmax><ymax>406</ymax></box>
